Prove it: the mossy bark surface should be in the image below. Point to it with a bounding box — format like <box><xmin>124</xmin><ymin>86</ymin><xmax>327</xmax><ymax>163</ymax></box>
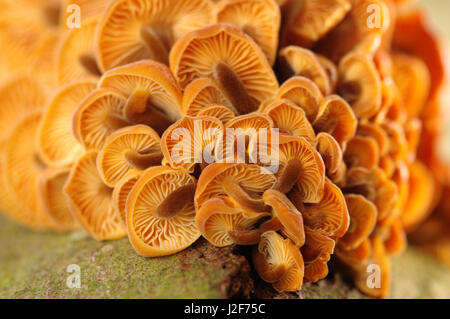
<box><xmin>0</xmin><ymin>216</ymin><xmax>449</xmax><ymax>299</ymax></box>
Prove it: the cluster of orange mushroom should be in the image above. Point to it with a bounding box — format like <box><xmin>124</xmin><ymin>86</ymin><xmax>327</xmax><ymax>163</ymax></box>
<box><xmin>0</xmin><ymin>0</ymin><xmax>449</xmax><ymax>298</ymax></box>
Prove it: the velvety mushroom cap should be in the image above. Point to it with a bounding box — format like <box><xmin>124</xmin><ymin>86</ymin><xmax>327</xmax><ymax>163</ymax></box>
<box><xmin>97</xmin><ymin>125</ymin><xmax>163</xmax><ymax>187</ymax></box>
<box><xmin>64</xmin><ymin>152</ymin><xmax>127</xmax><ymax>240</ymax></box>
<box><xmin>38</xmin><ymin>167</ymin><xmax>80</xmax><ymax>231</ymax></box>
<box><xmin>313</xmin><ymin>95</ymin><xmax>357</xmax><ymax>150</ymax></box>
<box><xmin>195</xmin><ymin>163</ymin><xmax>277</xmax><ymax>213</ymax></box>
<box><xmin>216</xmin><ymin>0</ymin><xmax>280</xmax><ymax>65</ymax></box>
<box><xmin>161</xmin><ymin>115</ymin><xmax>224</xmax><ymax>173</ymax></box>
<box><xmin>38</xmin><ymin>80</ymin><xmax>96</xmax><ymax>167</ymax></box>
<box><xmin>281</xmin><ymin>0</ymin><xmax>351</xmax><ymax>48</ymax></box>
<box><xmin>344</xmin><ymin>136</ymin><xmax>380</xmax><ymax>170</ymax></box>
<box><xmin>126</xmin><ymin>166</ymin><xmax>200</xmax><ymax>257</ymax></box>
<box><xmin>196</xmin><ymin>104</ymin><xmax>236</xmax><ymax>124</ymax></box>
<box><xmin>96</xmin><ymin>0</ymin><xmax>215</xmax><ymax>70</ymax></box>
<box><xmin>337</xmin><ymin>52</ymin><xmax>382</xmax><ymax>119</ymax></box>
<box><xmin>278</xmin><ymin>46</ymin><xmax>331</xmax><ymax>95</ymax></box>
<box><xmin>275</xmin><ymin>76</ymin><xmax>323</xmax><ymax>122</ymax></box>
<box><xmin>170</xmin><ymin>23</ymin><xmax>279</xmax><ymax>114</ymax></box>
<box><xmin>316</xmin><ymin>132</ymin><xmax>344</xmax><ymax>179</ymax></box>
<box><xmin>73</xmin><ymin>88</ymin><xmax>130</xmax><ymax>151</ymax></box>
<box><xmin>57</xmin><ymin>17</ymin><xmax>102</xmax><ymax>84</ymax></box>
<box><xmin>252</xmin><ymin>230</ymin><xmax>304</xmax><ymax>292</ymax></box>
<box><xmin>181</xmin><ymin>77</ymin><xmax>235</xmax><ymax>116</ymax></box>
<box><xmin>339</xmin><ymin>194</ymin><xmax>377</xmax><ymax>250</ymax></box>
<box><xmin>112</xmin><ymin>170</ymin><xmax>143</xmax><ymax>226</ymax></box>
<box><xmin>98</xmin><ymin>60</ymin><xmax>182</xmax><ymax>135</ymax></box>
<box><xmin>196</xmin><ymin>196</ymin><xmax>268</xmax><ymax>246</ymax></box>
<box><xmin>262</xmin><ymin>99</ymin><xmax>316</xmax><ymax>145</ymax></box>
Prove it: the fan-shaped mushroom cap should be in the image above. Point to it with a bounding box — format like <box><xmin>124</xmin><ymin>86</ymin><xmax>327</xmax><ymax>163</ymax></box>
<box><xmin>195</xmin><ymin>163</ymin><xmax>277</xmax><ymax>213</ymax></box>
<box><xmin>57</xmin><ymin>17</ymin><xmax>102</xmax><ymax>84</ymax></box>
<box><xmin>338</xmin><ymin>52</ymin><xmax>382</xmax><ymax>119</ymax></box>
<box><xmin>38</xmin><ymin>80</ymin><xmax>96</xmax><ymax>167</ymax></box>
<box><xmin>278</xmin><ymin>46</ymin><xmax>331</xmax><ymax>95</ymax></box>
<box><xmin>196</xmin><ymin>104</ymin><xmax>236</xmax><ymax>124</ymax></box>
<box><xmin>313</xmin><ymin>95</ymin><xmax>357</xmax><ymax>150</ymax></box>
<box><xmin>98</xmin><ymin>60</ymin><xmax>183</xmax><ymax>135</ymax></box>
<box><xmin>336</xmin><ymin>238</ymin><xmax>372</xmax><ymax>264</ymax></box>
<box><xmin>345</xmin><ymin>167</ymin><xmax>398</xmax><ymax>222</ymax></box>
<box><xmin>290</xmin><ymin>179</ymin><xmax>349</xmax><ymax>239</ymax></box>
<box><xmin>181</xmin><ymin>77</ymin><xmax>235</xmax><ymax>116</ymax></box>
<box><xmin>262</xmin><ymin>99</ymin><xmax>315</xmax><ymax>145</ymax></box>
<box><xmin>170</xmin><ymin>23</ymin><xmax>279</xmax><ymax>114</ymax></box>
<box><xmin>391</xmin><ymin>53</ymin><xmax>430</xmax><ymax>120</ymax></box>
<box><xmin>357</xmin><ymin>122</ymin><xmax>389</xmax><ymax>156</ymax></box>
<box><xmin>316</xmin><ymin>54</ymin><xmax>339</xmax><ymax>92</ymax></box>
<box><xmin>252</xmin><ymin>230</ymin><xmax>304</xmax><ymax>292</ymax></box>
<box><xmin>2</xmin><ymin>111</ymin><xmax>53</xmax><ymax>230</ymax></box>
<box><xmin>96</xmin><ymin>0</ymin><xmax>215</xmax><ymax>70</ymax></box>
<box><xmin>38</xmin><ymin>167</ymin><xmax>80</xmax><ymax>231</ymax></box>
<box><xmin>316</xmin><ymin>132</ymin><xmax>343</xmax><ymax>179</ymax></box>
<box><xmin>216</xmin><ymin>0</ymin><xmax>280</xmax><ymax>65</ymax></box>
<box><xmin>301</xmin><ymin>227</ymin><xmax>335</xmax><ymax>283</ymax></box>
<box><xmin>112</xmin><ymin>170</ymin><xmax>143</xmax><ymax>226</ymax></box>
<box><xmin>384</xmin><ymin>220</ymin><xmax>406</xmax><ymax>255</ymax></box>
<box><xmin>73</xmin><ymin>88</ymin><xmax>131</xmax><ymax>151</ymax></box>
<box><xmin>64</xmin><ymin>152</ymin><xmax>126</xmax><ymax>240</ymax></box>
<box><xmin>161</xmin><ymin>115</ymin><xmax>224</xmax><ymax>173</ymax></box>
<box><xmin>275</xmin><ymin>76</ymin><xmax>323</xmax><ymax>123</ymax></box>
<box><xmin>339</xmin><ymin>194</ymin><xmax>377</xmax><ymax>250</ymax></box>
<box><xmin>196</xmin><ymin>196</ymin><xmax>268</xmax><ymax>246</ymax></box>
<box><xmin>261</xmin><ymin>189</ymin><xmax>305</xmax><ymax>247</ymax></box>
<box><xmin>126</xmin><ymin>166</ymin><xmax>200</xmax><ymax>257</ymax></box>
<box><xmin>401</xmin><ymin>161</ymin><xmax>435</xmax><ymax>232</ymax></box>
<box><xmin>344</xmin><ymin>136</ymin><xmax>380</xmax><ymax>170</ymax></box>
<box><xmin>97</xmin><ymin>125</ymin><xmax>163</xmax><ymax>187</ymax></box>
<box><xmin>281</xmin><ymin>0</ymin><xmax>351</xmax><ymax>48</ymax></box>
<box><xmin>381</xmin><ymin>121</ymin><xmax>408</xmax><ymax>163</ymax></box>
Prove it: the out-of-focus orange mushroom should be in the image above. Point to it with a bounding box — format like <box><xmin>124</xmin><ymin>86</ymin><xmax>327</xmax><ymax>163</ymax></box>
<box><xmin>252</xmin><ymin>230</ymin><xmax>304</xmax><ymax>292</ymax></box>
<box><xmin>344</xmin><ymin>136</ymin><xmax>380</xmax><ymax>170</ymax></box>
<box><xmin>316</xmin><ymin>54</ymin><xmax>339</xmax><ymax>92</ymax></box>
<box><xmin>61</xmin><ymin>0</ymin><xmax>110</xmax><ymax>29</ymax></box>
<box><xmin>126</xmin><ymin>166</ymin><xmax>200</xmax><ymax>257</ymax></box>
<box><xmin>64</xmin><ymin>152</ymin><xmax>126</xmax><ymax>240</ymax></box>
<box><xmin>383</xmin><ymin>220</ymin><xmax>406</xmax><ymax>255</ymax></box>
<box><xmin>357</xmin><ymin>122</ymin><xmax>389</xmax><ymax>156</ymax></box>
<box><xmin>170</xmin><ymin>23</ymin><xmax>279</xmax><ymax>114</ymax></box>
<box><xmin>97</xmin><ymin>125</ymin><xmax>163</xmax><ymax>187</ymax></box>
<box><xmin>216</xmin><ymin>0</ymin><xmax>280</xmax><ymax>65</ymax></box>
<box><xmin>96</xmin><ymin>0</ymin><xmax>215</xmax><ymax>70</ymax></box>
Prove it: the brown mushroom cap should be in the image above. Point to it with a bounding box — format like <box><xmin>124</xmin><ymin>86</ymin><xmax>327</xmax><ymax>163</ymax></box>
<box><xmin>344</xmin><ymin>136</ymin><xmax>380</xmax><ymax>170</ymax></box>
<box><xmin>112</xmin><ymin>169</ymin><xmax>143</xmax><ymax>226</ymax></box>
<box><xmin>73</xmin><ymin>88</ymin><xmax>131</xmax><ymax>151</ymax></box>
<box><xmin>262</xmin><ymin>98</ymin><xmax>316</xmax><ymax>145</ymax></box>
<box><xmin>98</xmin><ymin>60</ymin><xmax>182</xmax><ymax>135</ymax></box>
<box><xmin>275</xmin><ymin>76</ymin><xmax>323</xmax><ymax>122</ymax></box>
<box><xmin>261</xmin><ymin>189</ymin><xmax>306</xmax><ymax>247</ymax></box>
<box><xmin>278</xmin><ymin>46</ymin><xmax>331</xmax><ymax>95</ymax></box>
<box><xmin>216</xmin><ymin>0</ymin><xmax>280</xmax><ymax>65</ymax></box>
<box><xmin>38</xmin><ymin>166</ymin><xmax>80</xmax><ymax>231</ymax></box>
<box><xmin>38</xmin><ymin>80</ymin><xmax>96</xmax><ymax>167</ymax></box>
<box><xmin>126</xmin><ymin>166</ymin><xmax>200</xmax><ymax>257</ymax></box>
<box><xmin>195</xmin><ymin>163</ymin><xmax>277</xmax><ymax>213</ymax></box>
<box><xmin>170</xmin><ymin>23</ymin><xmax>279</xmax><ymax>114</ymax></box>
<box><xmin>181</xmin><ymin>77</ymin><xmax>235</xmax><ymax>116</ymax></box>
<box><xmin>313</xmin><ymin>95</ymin><xmax>357</xmax><ymax>150</ymax></box>
<box><xmin>64</xmin><ymin>152</ymin><xmax>127</xmax><ymax>240</ymax></box>
<box><xmin>196</xmin><ymin>104</ymin><xmax>236</xmax><ymax>124</ymax></box>
<box><xmin>339</xmin><ymin>194</ymin><xmax>377</xmax><ymax>250</ymax></box>
<box><xmin>96</xmin><ymin>0</ymin><xmax>215</xmax><ymax>70</ymax></box>
<box><xmin>337</xmin><ymin>52</ymin><xmax>382</xmax><ymax>119</ymax></box>
<box><xmin>252</xmin><ymin>230</ymin><xmax>304</xmax><ymax>292</ymax></box>
<box><xmin>196</xmin><ymin>196</ymin><xmax>268</xmax><ymax>246</ymax></box>
<box><xmin>57</xmin><ymin>17</ymin><xmax>102</xmax><ymax>84</ymax></box>
<box><xmin>97</xmin><ymin>125</ymin><xmax>163</xmax><ymax>187</ymax></box>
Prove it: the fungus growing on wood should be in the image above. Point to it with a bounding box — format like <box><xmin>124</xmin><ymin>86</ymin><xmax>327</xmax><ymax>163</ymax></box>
<box><xmin>97</xmin><ymin>125</ymin><xmax>163</xmax><ymax>187</ymax></box>
<box><xmin>96</xmin><ymin>0</ymin><xmax>215</xmax><ymax>70</ymax></box>
<box><xmin>126</xmin><ymin>166</ymin><xmax>200</xmax><ymax>257</ymax></box>
<box><xmin>64</xmin><ymin>152</ymin><xmax>127</xmax><ymax>240</ymax></box>
<box><xmin>170</xmin><ymin>23</ymin><xmax>279</xmax><ymax>114</ymax></box>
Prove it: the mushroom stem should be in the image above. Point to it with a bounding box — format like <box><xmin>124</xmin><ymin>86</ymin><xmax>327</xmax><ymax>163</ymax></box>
<box><xmin>106</xmin><ymin>114</ymin><xmax>132</xmax><ymax>131</ymax></box>
<box><xmin>273</xmin><ymin>159</ymin><xmax>301</xmax><ymax>193</ymax></box>
<box><xmin>212</xmin><ymin>61</ymin><xmax>256</xmax><ymax>114</ymax></box>
<box><xmin>228</xmin><ymin>228</ymin><xmax>261</xmax><ymax>245</ymax></box>
<box><xmin>222</xmin><ymin>178</ymin><xmax>267</xmax><ymax>212</ymax></box>
<box><xmin>79</xmin><ymin>53</ymin><xmax>102</xmax><ymax>77</ymax></box>
<box><xmin>140</xmin><ymin>26</ymin><xmax>169</xmax><ymax>65</ymax></box>
<box><xmin>125</xmin><ymin>150</ymin><xmax>163</xmax><ymax>170</ymax></box>
<box><xmin>154</xmin><ymin>183</ymin><xmax>196</xmax><ymax>219</ymax></box>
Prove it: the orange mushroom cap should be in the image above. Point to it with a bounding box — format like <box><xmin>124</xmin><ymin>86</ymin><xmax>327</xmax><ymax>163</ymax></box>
<box><xmin>196</xmin><ymin>104</ymin><xmax>236</xmax><ymax>124</ymax></box>
<box><xmin>344</xmin><ymin>136</ymin><xmax>380</xmax><ymax>170</ymax></box>
<box><xmin>316</xmin><ymin>132</ymin><xmax>344</xmax><ymax>180</ymax></box>
<box><xmin>112</xmin><ymin>170</ymin><xmax>143</xmax><ymax>226</ymax></box>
